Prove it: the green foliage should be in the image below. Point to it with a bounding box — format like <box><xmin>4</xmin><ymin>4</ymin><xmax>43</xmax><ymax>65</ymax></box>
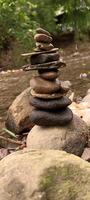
<box><xmin>0</xmin><ymin>0</ymin><xmax>90</xmax><ymax>50</ymax></box>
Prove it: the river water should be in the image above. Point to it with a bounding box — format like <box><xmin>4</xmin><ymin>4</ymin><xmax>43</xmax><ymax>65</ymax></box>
<box><xmin>0</xmin><ymin>42</ymin><xmax>90</xmax><ymax>132</ymax></box>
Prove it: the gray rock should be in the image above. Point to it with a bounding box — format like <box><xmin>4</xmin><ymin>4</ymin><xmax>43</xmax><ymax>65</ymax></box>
<box><xmin>30</xmin><ymin>96</ymin><xmax>72</xmax><ymax>110</ymax></box>
<box><xmin>6</xmin><ymin>88</ymin><xmax>34</xmax><ymax>134</ymax></box>
<box><xmin>27</xmin><ymin>115</ymin><xmax>88</xmax><ymax>156</ymax></box>
<box><xmin>0</xmin><ymin>149</ymin><xmax>90</xmax><ymax>200</ymax></box>
<box><xmin>30</xmin><ymin>52</ymin><xmax>59</xmax><ymax>65</ymax></box>
<box><xmin>30</xmin><ymin>108</ymin><xmax>73</xmax><ymax>126</ymax></box>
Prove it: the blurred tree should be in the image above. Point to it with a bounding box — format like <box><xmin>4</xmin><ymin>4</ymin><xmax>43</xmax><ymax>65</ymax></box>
<box><xmin>0</xmin><ymin>0</ymin><xmax>90</xmax><ymax>50</ymax></box>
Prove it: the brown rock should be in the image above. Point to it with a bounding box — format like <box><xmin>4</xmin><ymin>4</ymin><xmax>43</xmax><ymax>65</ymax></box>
<box><xmin>36</xmin><ymin>27</ymin><xmax>51</xmax><ymax>36</ymax></box>
<box><xmin>6</xmin><ymin>88</ymin><xmax>34</xmax><ymax>134</ymax></box>
<box><xmin>34</xmin><ymin>34</ymin><xmax>52</xmax><ymax>43</ymax></box>
<box><xmin>27</xmin><ymin>114</ymin><xmax>88</xmax><ymax>156</ymax></box>
<box><xmin>36</xmin><ymin>42</ymin><xmax>54</xmax><ymax>51</ymax></box>
<box><xmin>30</xmin><ymin>76</ymin><xmax>61</xmax><ymax>94</ymax></box>
<box><xmin>39</xmin><ymin>69</ymin><xmax>59</xmax><ymax>80</ymax></box>
<box><xmin>30</xmin><ymin>89</ymin><xmax>64</xmax><ymax>99</ymax></box>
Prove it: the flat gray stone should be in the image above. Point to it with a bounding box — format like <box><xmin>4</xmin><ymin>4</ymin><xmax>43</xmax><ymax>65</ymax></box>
<box><xmin>30</xmin><ymin>107</ymin><xmax>73</xmax><ymax>126</ymax></box>
<box><xmin>30</xmin><ymin>52</ymin><xmax>60</xmax><ymax>65</ymax></box>
<box><xmin>30</xmin><ymin>96</ymin><xmax>72</xmax><ymax>110</ymax></box>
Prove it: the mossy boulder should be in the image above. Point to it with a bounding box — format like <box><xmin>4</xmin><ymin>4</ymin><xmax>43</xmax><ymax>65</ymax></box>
<box><xmin>0</xmin><ymin>149</ymin><xmax>90</xmax><ymax>200</ymax></box>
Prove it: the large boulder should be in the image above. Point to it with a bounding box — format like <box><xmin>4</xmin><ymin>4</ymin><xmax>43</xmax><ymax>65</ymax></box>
<box><xmin>27</xmin><ymin>115</ymin><xmax>88</xmax><ymax>156</ymax></box>
<box><xmin>0</xmin><ymin>149</ymin><xmax>90</xmax><ymax>200</ymax></box>
<box><xmin>6</xmin><ymin>87</ymin><xmax>34</xmax><ymax>134</ymax></box>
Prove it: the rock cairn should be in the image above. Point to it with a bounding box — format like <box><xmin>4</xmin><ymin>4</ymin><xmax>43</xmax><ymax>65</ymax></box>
<box><xmin>22</xmin><ymin>28</ymin><xmax>73</xmax><ymax>126</ymax></box>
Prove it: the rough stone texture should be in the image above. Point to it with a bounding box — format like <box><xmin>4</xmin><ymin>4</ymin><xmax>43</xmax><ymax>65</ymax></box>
<box><xmin>69</xmin><ymin>102</ymin><xmax>90</xmax><ymax>127</ymax></box>
<box><xmin>30</xmin><ymin>52</ymin><xmax>59</xmax><ymax>65</ymax></box>
<box><xmin>81</xmin><ymin>148</ymin><xmax>90</xmax><ymax>162</ymax></box>
<box><xmin>30</xmin><ymin>108</ymin><xmax>73</xmax><ymax>126</ymax></box>
<box><xmin>36</xmin><ymin>27</ymin><xmax>51</xmax><ymax>36</ymax></box>
<box><xmin>36</xmin><ymin>42</ymin><xmax>54</xmax><ymax>51</ymax></box>
<box><xmin>34</xmin><ymin>33</ymin><xmax>52</xmax><ymax>43</ymax></box>
<box><xmin>6</xmin><ymin>87</ymin><xmax>34</xmax><ymax>134</ymax></box>
<box><xmin>27</xmin><ymin>115</ymin><xmax>88</xmax><ymax>156</ymax></box>
<box><xmin>0</xmin><ymin>149</ymin><xmax>90</xmax><ymax>200</ymax></box>
<box><xmin>30</xmin><ymin>96</ymin><xmax>72</xmax><ymax>110</ymax></box>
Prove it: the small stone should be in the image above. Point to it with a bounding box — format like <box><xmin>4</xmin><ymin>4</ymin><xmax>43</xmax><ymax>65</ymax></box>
<box><xmin>34</xmin><ymin>34</ymin><xmax>52</xmax><ymax>43</ymax></box>
<box><xmin>81</xmin><ymin>148</ymin><xmax>90</xmax><ymax>162</ymax></box>
<box><xmin>30</xmin><ymin>76</ymin><xmax>61</xmax><ymax>94</ymax></box>
<box><xmin>36</xmin><ymin>42</ymin><xmax>54</xmax><ymax>51</ymax></box>
<box><xmin>30</xmin><ymin>96</ymin><xmax>72</xmax><ymax>110</ymax></box>
<box><xmin>36</xmin><ymin>28</ymin><xmax>51</xmax><ymax>36</ymax></box>
<box><xmin>30</xmin><ymin>108</ymin><xmax>73</xmax><ymax>126</ymax></box>
<box><xmin>38</xmin><ymin>70</ymin><xmax>59</xmax><ymax>80</ymax></box>
<box><xmin>30</xmin><ymin>89</ymin><xmax>65</xmax><ymax>99</ymax></box>
<box><xmin>22</xmin><ymin>48</ymin><xmax>59</xmax><ymax>57</ymax></box>
<box><xmin>30</xmin><ymin>52</ymin><xmax>60</xmax><ymax>65</ymax></box>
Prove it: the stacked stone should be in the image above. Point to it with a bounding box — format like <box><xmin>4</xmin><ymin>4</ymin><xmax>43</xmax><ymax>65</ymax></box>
<box><xmin>23</xmin><ymin>28</ymin><xmax>73</xmax><ymax>126</ymax></box>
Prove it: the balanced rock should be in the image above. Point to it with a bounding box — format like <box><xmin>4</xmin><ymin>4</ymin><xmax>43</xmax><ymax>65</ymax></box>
<box><xmin>6</xmin><ymin>88</ymin><xmax>34</xmax><ymax>134</ymax></box>
<box><xmin>30</xmin><ymin>52</ymin><xmax>59</xmax><ymax>65</ymax></box>
<box><xmin>34</xmin><ymin>33</ymin><xmax>52</xmax><ymax>43</ymax></box>
<box><xmin>36</xmin><ymin>27</ymin><xmax>51</xmax><ymax>36</ymax></box>
<box><xmin>30</xmin><ymin>89</ymin><xmax>65</xmax><ymax>99</ymax></box>
<box><xmin>30</xmin><ymin>76</ymin><xmax>61</xmax><ymax>94</ymax></box>
<box><xmin>30</xmin><ymin>107</ymin><xmax>73</xmax><ymax>126</ymax></box>
<box><xmin>27</xmin><ymin>115</ymin><xmax>88</xmax><ymax>156</ymax></box>
<box><xmin>0</xmin><ymin>150</ymin><xmax>90</xmax><ymax>200</ymax></box>
<box><xmin>38</xmin><ymin>69</ymin><xmax>59</xmax><ymax>80</ymax></box>
<box><xmin>36</xmin><ymin>42</ymin><xmax>54</xmax><ymax>51</ymax></box>
<box><xmin>30</xmin><ymin>96</ymin><xmax>72</xmax><ymax>110</ymax></box>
